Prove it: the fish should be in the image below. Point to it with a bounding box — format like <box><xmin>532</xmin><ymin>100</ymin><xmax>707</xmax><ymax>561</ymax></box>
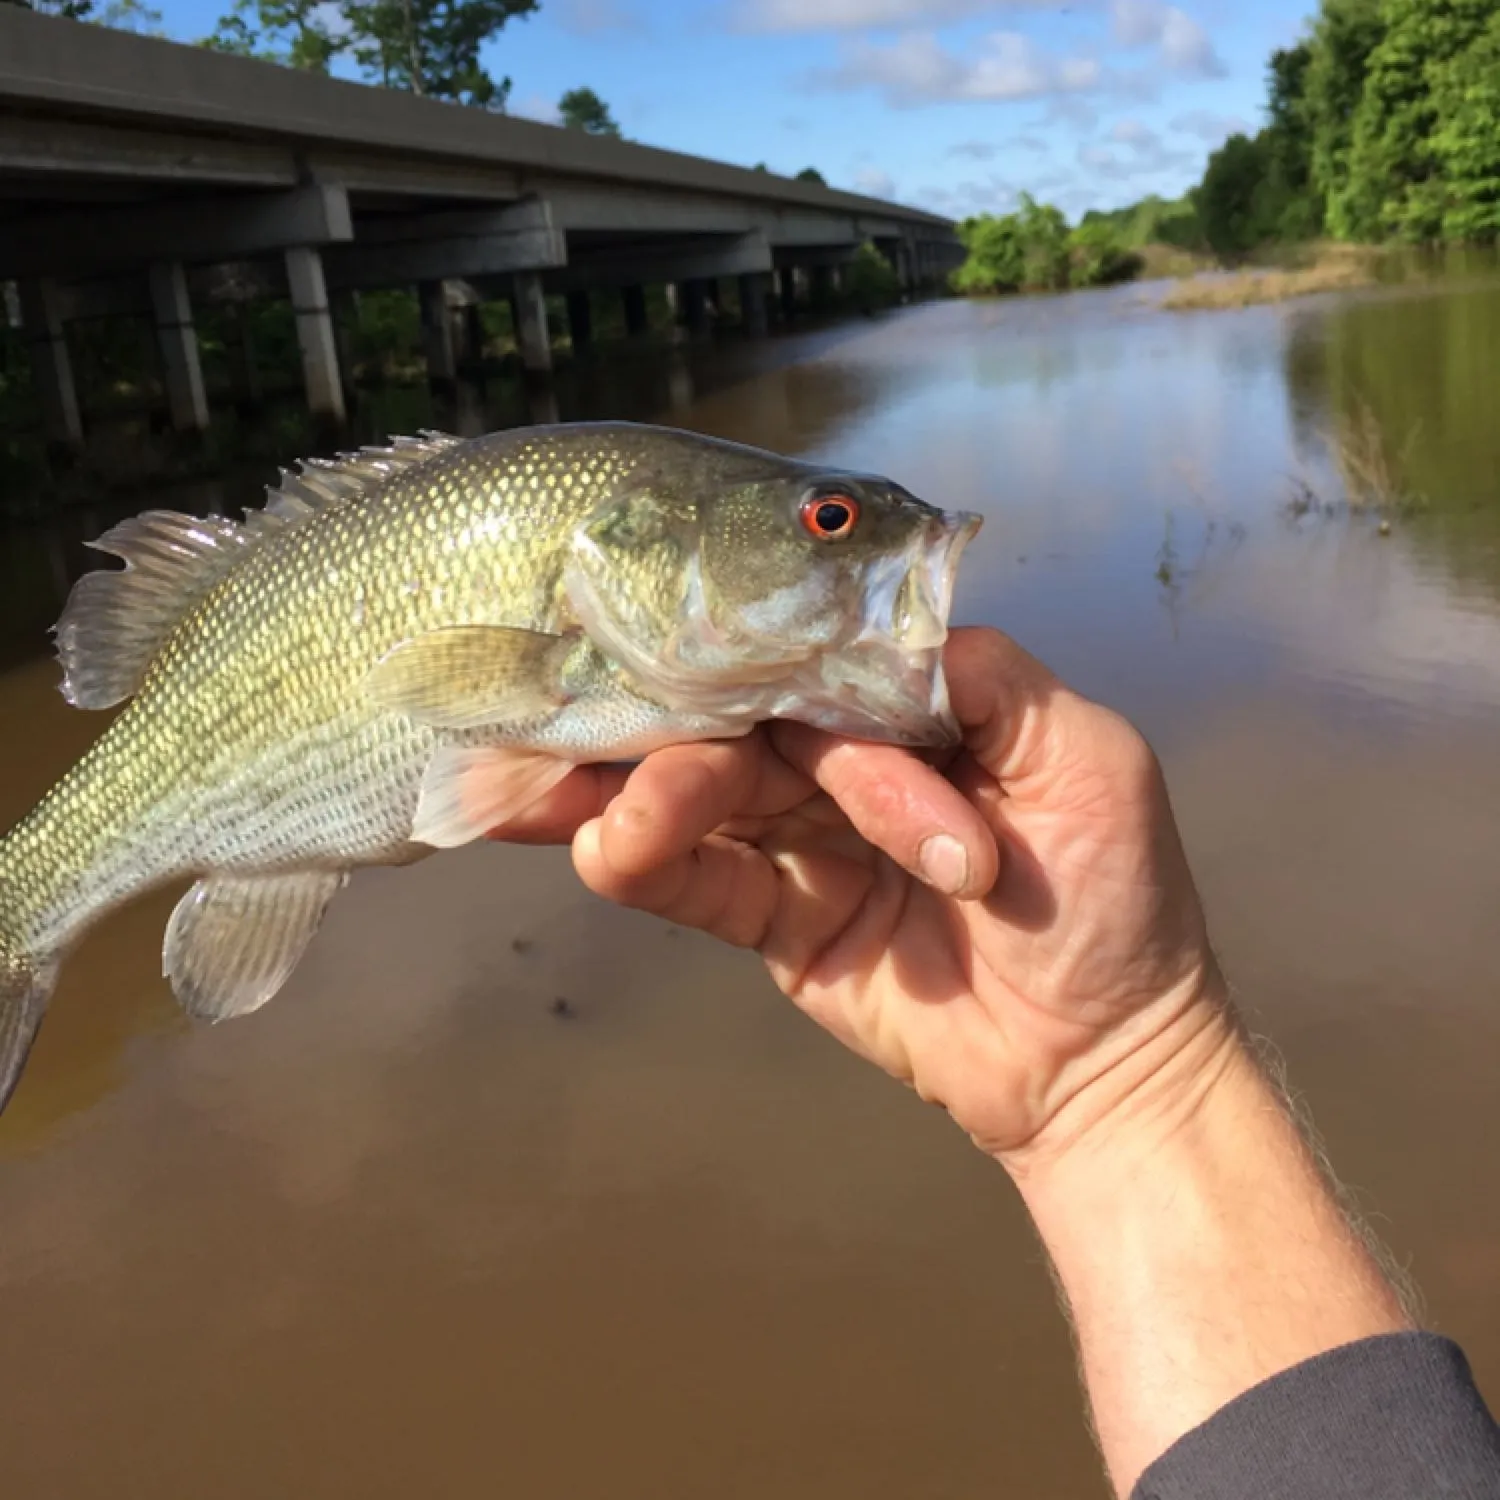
<box><xmin>0</xmin><ymin>421</ymin><xmax>982</xmax><ymax>1113</ymax></box>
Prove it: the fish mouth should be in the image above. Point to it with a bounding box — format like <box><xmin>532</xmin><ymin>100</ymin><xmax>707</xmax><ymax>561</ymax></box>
<box><xmin>784</xmin><ymin>507</ymin><xmax>985</xmax><ymax>749</ymax></box>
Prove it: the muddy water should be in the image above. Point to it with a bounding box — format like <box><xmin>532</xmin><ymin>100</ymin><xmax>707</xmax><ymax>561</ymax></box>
<box><xmin>2</xmin><ymin>280</ymin><xmax>1500</xmax><ymax>1498</ymax></box>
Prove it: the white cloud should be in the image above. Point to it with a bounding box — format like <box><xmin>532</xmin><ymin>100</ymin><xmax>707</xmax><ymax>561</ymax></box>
<box><xmin>852</xmin><ymin>166</ymin><xmax>898</xmax><ymax>199</ymax></box>
<box><xmin>555</xmin><ymin>0</ymin><xmax>642</xmax><ymax>30</ymax></box>
<box><xmin>733</xmin><ymin>0</ymin><xmax>1065</xmax><ymax>32</ymax></box>
<box><xmin>510</xmin><ymin>93</ymin><xmax>562</xmax><ymax>125</ymax></box>
<box><xmin>1109</xmin><ymin>0</ymin><xmax>1226</xmax><ymax>77</ymax></box>
<box><xmin>808</xmin><ymin>30</ymin><xmax>1096</xmax><ymax>106</ymax></box>
<box><xmin>805</xmin><ymin>4</ymin><xmax>1226</xmax><ymax>108</ymax></box>
<box><xmin>1077</xmin><ymin>119</ymin><xmax>1198</xmax><ymax>177</ymax></box>
<box><xmin>1171</xmin><ymin>108</ymin><xmax>1251</xmax><ymax>143</ymax></box>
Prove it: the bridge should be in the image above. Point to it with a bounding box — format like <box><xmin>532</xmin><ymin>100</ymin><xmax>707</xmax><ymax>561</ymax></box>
<box><xmin>0</xmin><ymin>6</ymin><xmax>961</xmax><ymax>445</ymax></box>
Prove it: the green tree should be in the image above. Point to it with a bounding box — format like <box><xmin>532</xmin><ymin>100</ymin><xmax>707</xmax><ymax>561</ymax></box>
<box><xmin>6</xmin><ymin>0</ymin><xmax>162</xmax><ymax>29</ymax></box>
<box><xmin>1195</xmin><ymin>132</ymin><xmax>1273</xmax><ymax>258</ymax></box>
<box><xmin>558</xmin><ymin>86</ymin><xmax>621</xmax><ymax>136</ymax></box>
<box><xmin>201</xmin><ymin>0</ymin><xmax>339</xmax><ymax>69</ymax></box>
<box><xmin>795</xmin><ymin>167</ymin><xmax>827</xmax><ymax>185</ymax></box>
<box><xmin>1303</xmin><ymin>0</ymin><xmax>1386</xmax><ymax>239</ymax></box>
<box><xmin>1260</xmin><ymin>41</ymin><xmax>1323</xmax><ymax>239</ymax></box>
<box><xmin>1346</xmin><ymin>0</ymin><xmax>1495</xmax><ymax>242</ymax></box>
<box><xmin>342</xmin><ymin>0</ymin><xmax>537</xmax><ymax>107</ymax></box>
<box><xmin>1430</xmin><ymin>9</ymin><xmax>1500</xmax><ymax>241</ymax></box>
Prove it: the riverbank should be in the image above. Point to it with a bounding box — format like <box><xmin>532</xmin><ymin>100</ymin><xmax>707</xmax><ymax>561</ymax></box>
<box><xmin>1160</xmin><ymin>249</ymin><xmax>1381</xmax><ymax>311</ymax></box>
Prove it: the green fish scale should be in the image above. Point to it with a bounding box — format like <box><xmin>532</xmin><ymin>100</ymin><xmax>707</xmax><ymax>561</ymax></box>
<box><xmin>1</xmin><ymin>428</ymin><xmax>659</xmax><ymax>957</ymax></box>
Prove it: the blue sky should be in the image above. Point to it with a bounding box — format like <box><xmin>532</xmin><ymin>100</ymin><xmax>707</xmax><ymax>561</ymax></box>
<box><xmin>148</xmin><ymin>0</ymin><xmax>1318</xmax><ymax>220</ymax></box>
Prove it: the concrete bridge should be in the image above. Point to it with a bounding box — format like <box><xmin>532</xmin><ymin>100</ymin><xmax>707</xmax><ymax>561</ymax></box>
<box><xmin>0</xmin><ymin>6</ymin><xmax>961</xmax><ymax>445</ymax></box>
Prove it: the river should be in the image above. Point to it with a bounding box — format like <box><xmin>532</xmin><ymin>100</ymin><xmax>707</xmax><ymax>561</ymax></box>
<box><xmin>1</xmin><ymin>276</ymin><xmax>1498</xmax><ymax>1497</ymax></box>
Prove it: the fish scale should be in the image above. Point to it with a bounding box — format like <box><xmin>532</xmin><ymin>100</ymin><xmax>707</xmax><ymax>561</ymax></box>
<box><xmin>0</xmin><ymin>420</ymin><xmax>981</xmax><ymax>1115</ymax></box>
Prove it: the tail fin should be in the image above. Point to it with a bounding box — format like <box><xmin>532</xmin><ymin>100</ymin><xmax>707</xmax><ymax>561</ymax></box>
<box><xmin>0</xmin><ymin>938</ymin><xmax>55</xmax><ymax>1115</ymax></box>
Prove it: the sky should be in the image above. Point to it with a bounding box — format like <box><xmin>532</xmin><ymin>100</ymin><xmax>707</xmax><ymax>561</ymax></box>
<box><xmin>148</xmin><ymin>0</ymin><xmax>1320</xmax><ymax>220</ymax></box>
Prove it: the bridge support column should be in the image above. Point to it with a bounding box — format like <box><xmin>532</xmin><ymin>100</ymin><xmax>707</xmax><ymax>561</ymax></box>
<box><xmin>810</xmin><ymin>265</ymin><xmax>835</xmax><ymax>306</ymax></box>
<box><xmin>681</xmin><ymin>278</ymin><xmax>711</xmax><ymax>337</ymax></box>
<box><xmin>512</xmin><ymin>271</ymin><xmax>553</xmax><ymax>374</ymax></box>
<box><xmin>19</xmin><ymin>278</ymin><xmax>83</xmax><ymax>447</ymax></box>
<box><xmin>778</xmin><ymin>267</ymin><xmax>798</xmax><ymax>319</ymax></box>
<box><xmin>621</xmin><ymin>284</ymin><xmax>648</xmax><ymax>337</ymax></box>
<box><xmin>566</xmin><ymin>290</ymin><xmax>593</xmax><ymax>353</ymax></box>
<box><xmin>738</xmin><ymin>272</ymin><xmax>769</xmax><ymax>337</ymax></box>
<box><xmin>285</xmin><ymin>246</ymin><xmax>346</xmax><ymax>422</ymax></box>
<box><xmin>419</xmin><ymin>279</ymin><xmax>457</xmax><ymax>385</ymax></box>
<box><xmin>148</xmin><ymin>260</ymin><xmax>210</xmax><ymax>432</ymax></box>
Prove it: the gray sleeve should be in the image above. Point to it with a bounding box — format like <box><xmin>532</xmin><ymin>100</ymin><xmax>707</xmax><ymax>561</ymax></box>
<box><xmin>1130</xmin><ymin>1332</ymin><xmax>1500</xmax><ymax>1500</ymax></box>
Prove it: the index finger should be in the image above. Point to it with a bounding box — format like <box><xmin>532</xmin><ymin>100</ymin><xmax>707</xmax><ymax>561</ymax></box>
<box><xmin>594</xmin><ymin>730</ymin><xmax>812</xmax><ymax>879</ymax></box>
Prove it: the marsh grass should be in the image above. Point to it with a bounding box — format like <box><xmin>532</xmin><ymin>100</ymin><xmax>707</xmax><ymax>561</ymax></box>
<box><xmin>1284</xmin><ymin>397</ymin><xmax>1429</xmax><ymax>523</ymax></box>
<box><xmin>1161</xmin><ymin>245</ymin><xmax>1385</xmax><ymax>311</ymax></box>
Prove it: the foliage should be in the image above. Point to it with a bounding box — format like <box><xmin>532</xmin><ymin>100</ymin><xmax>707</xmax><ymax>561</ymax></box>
<box><xmin>5</xmin><ymin>0</ymin><xmax>162</xmax><ymax>28</ymax></box>
<box><xmin>1196</xmin><ymin>133</ymin><xmax>1274</xmax><ymax>259</ymax></box>
<box><xmin>201</xmin><ymin>0</ymin><xmax>338</xmax><ymax>69</ymax></box>
<box><xmin>200</xmin><ymin>0</ymin><xmax>537</xmax><ymax>107</ymax></box>
<box><xmin>841</xmin><ymin>241</ymin><xmax>902</xmax><ymax>312</ymax></box>
<box><xmin>1080</xmin><ymin>194</ymin><xmax>1203</xmax><ymax>251</ymax></box>
<box><xmin>795</xmin><ymin>167</ymin><xmax>827</xmax><ymax>185</ymax></box>
<box><xmin>953</xmin><ymin>193</ymin><xmax>1142</xmax><ymax>296</ymax></box>
<box><xmin>1068</xmin><ymin>219</ymin><xmax>1146</xmax><ymax>287</ymax></box>
<box><xmin>1429</xmin><ymin>10</ymin><xmax>1500</xmax><ymax>240</ymax></box>
<box><xmin>1303</xmin><ymin>0</ymin><xmax>1387</xmax><ymax>240</ymax></box>
<box><xmin>558</xmin><ymin>86</ymin><xmax>621</xmax><ymax>137</ymax></box>
<box><xmin>1111</xmin><ymin>0</ymin><xmax>1500</xmax><ymax>260</ymax></box>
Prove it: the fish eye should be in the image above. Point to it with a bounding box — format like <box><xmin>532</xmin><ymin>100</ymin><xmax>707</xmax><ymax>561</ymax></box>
<box><xmin>800</xmin><ymin>492</ymin><xmax>860</xmax><ymax>542</ymax></box>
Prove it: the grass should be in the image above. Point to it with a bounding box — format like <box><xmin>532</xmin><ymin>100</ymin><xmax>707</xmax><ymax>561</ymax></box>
<box><xmin>1160</xmin><ymin>245</ymin><xmax>1383</xmax><ymax>310</ymax></box>
<box><xmin>1284</xmin><ymin>396</ymin><xmax>1429</xmax><ymax>524</ymax></box>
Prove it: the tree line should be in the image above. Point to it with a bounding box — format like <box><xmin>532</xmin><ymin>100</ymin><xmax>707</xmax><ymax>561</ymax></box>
<box><xmin>1157</xmin><ymin>0</ymin><xmax>1500</xmax><ymax>258</ymax></box>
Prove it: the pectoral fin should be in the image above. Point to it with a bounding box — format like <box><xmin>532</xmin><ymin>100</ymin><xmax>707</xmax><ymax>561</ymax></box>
<box><xmin>412</xmin><ymin>746</ymin><xmax>574</xmax><ymax>848</ymax></box>
<box><xmin>367</xmin><ymin>626</ymin><xmax>579</xmax><ymax>730</ymax></box>
<box><xmin>163</xmin><ymin>870</ymin><xmax>348</xmax><ymax>1022</ymax></box>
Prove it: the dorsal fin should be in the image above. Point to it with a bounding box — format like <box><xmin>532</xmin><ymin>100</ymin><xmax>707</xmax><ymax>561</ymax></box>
<box><xmin>263</xmin><ymin>431</ymin><xmax>463</xmax><ymax>522</ymax></box>
<box><xmin>56</xmin><ymin>511</ymin><xmax>256</xmax><ymax>709</ymax></box>
<box><xmin>55</xmin><ymin>430</ymin><xmax>465</xmax><ymax>710</ymax></box>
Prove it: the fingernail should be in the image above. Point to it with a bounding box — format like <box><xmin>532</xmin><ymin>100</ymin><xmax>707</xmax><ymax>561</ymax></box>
<box><xmin>917</xmin><ymin>834</ymin><xmax>969</xmax><ymax>896</ymax></box>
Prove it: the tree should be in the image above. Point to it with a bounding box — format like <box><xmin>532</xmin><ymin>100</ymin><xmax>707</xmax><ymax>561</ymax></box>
<box><xmin>1196</xmin><ymin>132</ymin><xmax>1273</xmax><ymax>259</ymax></box>
<box><xmin>1260</xmin><ymin>41</ymin><xmax>1323</xmax><ymax>240</ymax></box>
<box><xmin>342</xmin><ymin>0</ymin><xmax>537</xmax><ymax>107</ymax></box>
<box><xmin>201</xmin><ymin>0</ymin><xmax>339</xmax><ymax>69</ymax></box>
<box><xmin>1346</xmin><ymin>0</ymin><xmax>1495</xmax><ymax>242</ymax></box>
<box><xmin>7</xmin><ymin>0</ymin><xmax>162</xmax><ymax>30</ymax></box>
<box><xmin>558</xmin><ymin>86</ymin><xmax>621</xmax><ymax>137</ymax></box>
<box><xmin>200</xmin><ymin>0</ymin><xmax>536</xmax><ymax>107</ymax></box>
<box><xmin>1303</xmin><ymin>0</ymin><xmax>1386</xmax><ymax>239</ymax></box>
<box><xmin>795</xmin><ymin>167</ymin><xmax>827</xmax><ymax>185</ymax></box>
<box><xmin>1430</xmin><ymin>9</ymin><xmax>1500</xmax><ymax>241</ymax></box>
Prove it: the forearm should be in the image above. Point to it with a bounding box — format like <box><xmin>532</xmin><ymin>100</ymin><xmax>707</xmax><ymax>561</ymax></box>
<box><xmin>1007</xmin><ymin>1010</ymin><xmax>1415</xmax><ymax>1497</ymax></box>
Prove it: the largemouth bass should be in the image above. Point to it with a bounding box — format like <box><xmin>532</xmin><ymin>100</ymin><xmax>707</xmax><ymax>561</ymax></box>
<box><xmin>0</xmin><ymin>421</ymin><xmax>981</xmax><ymax>1113</ymax></box>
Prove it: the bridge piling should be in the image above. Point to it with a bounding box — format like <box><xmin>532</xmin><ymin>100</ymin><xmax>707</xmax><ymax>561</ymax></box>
<box><xmin>419</xmin><ymin>279</ymin><xmax>458</xmax><ymax>386</ymax></box>
<box><xmin>148</xmin><ymin>260</ymin><xmax>210</xmax><ymax>432</ymax></box>
<box><xmin>17</xmin><ymin>278</ymin><xmax>83</xmax><ymax>448</ymax></box>
<box><xmin>284</xmin><ymin>246</ymin><xmax>346</xmax><ymax>423</ymax></box>
<box><xmin>512</xmin><ymin>271</ymin><xmax>553</xmax><ymax>375</ymax></box>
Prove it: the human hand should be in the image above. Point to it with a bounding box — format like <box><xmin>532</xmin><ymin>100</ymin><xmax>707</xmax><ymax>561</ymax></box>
<box><xmin>488</xmin><ymin>627</ymin><xmax>1234</xmax><ymax>1168</ymax></box>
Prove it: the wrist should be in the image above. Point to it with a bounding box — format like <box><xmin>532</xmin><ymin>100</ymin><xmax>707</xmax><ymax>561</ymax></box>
<box><xmin>1001</xmin><ymin>989</ymin><xmax>1414</xmax><ymax>1494</ymax></box>
<box><xmin>995</xmin><ymin>963</ymin><xmax>1244</xmax><ymax>1187</ymax></box>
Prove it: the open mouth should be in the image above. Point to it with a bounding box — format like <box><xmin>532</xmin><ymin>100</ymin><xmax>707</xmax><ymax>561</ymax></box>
<box><xmin>783</xmin><ymin>505</ymin><xmax>985</xmax><ymax>749</ymax></box>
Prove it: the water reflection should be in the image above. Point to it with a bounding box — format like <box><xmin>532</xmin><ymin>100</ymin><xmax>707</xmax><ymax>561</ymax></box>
<box><xmin>2</xmin><ymin>281</ymin><xmax>1500</xmax><ymax>1499</ymax></box>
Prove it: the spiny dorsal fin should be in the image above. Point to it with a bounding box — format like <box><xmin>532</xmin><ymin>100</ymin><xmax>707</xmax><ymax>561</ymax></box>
<box><xmin>55</xmin><ymin>431</ymin><xmax>465</xmax><ymax>709</ymax></box>
<box><xmin>262</xmin><ymin>431</ymin><xmax>463</xmax><ymax>523</ymax></box>
<box><xmin>56</xmin><ymin>511</ymin><xmax>256</xmax><ymax>709</ymax></box>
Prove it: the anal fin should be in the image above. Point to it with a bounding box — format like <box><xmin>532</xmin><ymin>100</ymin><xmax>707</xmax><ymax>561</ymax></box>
<box><xmin>163</xmin><ymin>870</ymin><xmax>348</xmax><ymax>1023</ymax></box>
<box><xmin>413</xmin><ymin>746</ymin><xmax>574</xmax><ymax>848</ymax></box>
